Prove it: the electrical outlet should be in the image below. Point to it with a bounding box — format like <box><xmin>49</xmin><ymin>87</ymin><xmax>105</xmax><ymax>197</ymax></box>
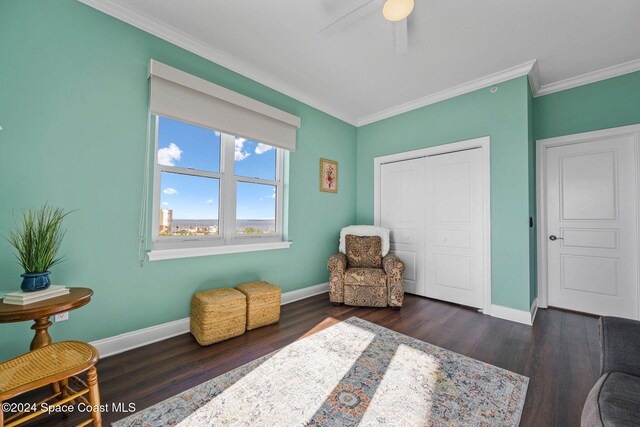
<box><xmin>54</xmin><ymin>312</ymin><xmax>69</xmax><ymax>322</ymax></box>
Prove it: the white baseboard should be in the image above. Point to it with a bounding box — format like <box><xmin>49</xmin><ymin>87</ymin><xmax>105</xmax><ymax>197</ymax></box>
<box><xmin>91</xmin><ymin>282</ymin><xmax>329</xmax><ymax>358</ymax></box>
<box><xmin>281</xmin><ymin>282</ymin><xmax>329</xmax><ymax>305</ymax></box>
<box><xmin>490</xmin><ymin>298</ymin><xmax>538</xmax><ymax>326</ymax></box>
<box><xmin>91</xmin><ymin>317</ymin><xmax>191</xmax><ymax>358</ymax></box>
<box><xmin>530</xmin><ymin>297</ymin><xmax>539</xmax><ymax>324</ymax></box>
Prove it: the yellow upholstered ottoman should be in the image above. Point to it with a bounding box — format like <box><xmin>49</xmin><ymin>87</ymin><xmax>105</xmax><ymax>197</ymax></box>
<box><xmin>190</xmin><ymin>288</ymin><xmax>246</xmax><ymax>346</ymax></box>
<box><xmin>235</xmin><ymin>281</ymin><xmax>281</xmax><ymax>330</ymax></box>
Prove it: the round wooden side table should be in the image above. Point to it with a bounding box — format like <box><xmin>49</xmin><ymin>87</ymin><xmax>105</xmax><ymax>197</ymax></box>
<box><xmin>0</xmin><ymin>287</ymin><xmax>93</xmax><ymax>350</ymax></box>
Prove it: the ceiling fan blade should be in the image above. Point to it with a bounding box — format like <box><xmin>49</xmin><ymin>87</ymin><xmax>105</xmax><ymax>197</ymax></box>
<box><xmin>318</xmin><ymin>0</ymin><xmax>383</xmax><ymax>37</ymax></box>
<box><xmin>393</xmin><ymin>18</ymin><xmax>408</xmax><ymax>55</ymax></box>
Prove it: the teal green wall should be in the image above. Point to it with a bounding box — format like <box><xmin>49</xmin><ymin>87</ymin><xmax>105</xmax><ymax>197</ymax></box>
<box><xmin>356</xmin><ymin>77</ymin><xmax>534</xmax><ymax>312</ymax></box>
<box><xmin>527</xmin><ymin>83</ymin><xmax>537</xmax><ymax>306</ymax></box>
<box><xmin>531</xmin><ymin>71</ymin><xmax>640</xmax><ymax>305</ymax></box>
<box><xmin>0</xmin><ymin>0</ymin><xmax>357</xmax><ymax>360</ymax></box>
<box><xmin>534</xmin><ymin>71</ymin><xmax>640</xmax><ymax>140</ymax></box>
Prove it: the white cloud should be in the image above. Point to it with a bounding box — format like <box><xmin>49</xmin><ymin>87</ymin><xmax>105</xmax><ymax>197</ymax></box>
<box><xmin>261</xmin><ymin>189</ymin><xmax>276</xmax><ymax>201</ymax></box>
<box><xmin>157</xmin><ymin>143</ymin><xmax>182</xmax><ymax>166</ymax></box>
<box><xmin>255</xmin><ymin>143</ymin><xmax>274</xmax><ymax>155</ymax></box>
<box><xmin>163</xmin><ymin>188</ymin><xmax>178</xmax><ymax>195</ymax></box>
<box><xmin>235</xmin><ymin>138</ymin><xmax>250</xmax><ymax>161</ymax></box>
<box><xmin>205</xmin><ymin>199</ymin><xmax>214</xmax><ymax>204</ymax></box>
<box><xmin>162</xmin><ymin>201</ymin><xmax>170</xmax><ymax>206</ymax></box>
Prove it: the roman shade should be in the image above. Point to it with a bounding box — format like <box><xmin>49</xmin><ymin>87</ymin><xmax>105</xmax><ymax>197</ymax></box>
<box><xmin>148</xmin><ymin>60</ymin><xmax>300</xmax><ymax>151</ymax></box>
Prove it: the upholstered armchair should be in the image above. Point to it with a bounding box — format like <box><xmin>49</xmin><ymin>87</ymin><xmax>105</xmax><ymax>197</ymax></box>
<box><xmin>327</xmin><ymin>229</ymin><xmax>405</xmax><ymax>309</ymax></box>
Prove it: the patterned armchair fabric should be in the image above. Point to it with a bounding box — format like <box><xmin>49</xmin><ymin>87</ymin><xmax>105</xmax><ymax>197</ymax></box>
<box><xmin>344</xmin><ymin>268</ymin><xmax>387</xmax><ymax>287</ymax></box>
<box><xmin>327</xmin><ymin>234</ymin><xmax>405</xmax><ymax>308</ymax></box>
<box><xmin>327</xmin><ymin>252</ymin><xmax>347</xmax><ymax>304</ymax></box>
<box><xmin>383</xmin><ymin>254</ymin><xmax>405</xmax><ymax>308</ymax></box>
<box><xmin>345</xmin><ymin>235</ymin><xmax>383</xmax><ymax>268</ymax></box>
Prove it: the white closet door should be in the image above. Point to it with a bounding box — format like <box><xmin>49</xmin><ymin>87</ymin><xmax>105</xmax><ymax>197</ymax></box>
<box><xmin>424</xmin><ymin>149</ymin><xmax>484</xmax><ymax>308</ymax></box>
<box><xmin>380</xmin><ymin>158</ymin><xmax>426</xmax><ymax>296</ymax></box>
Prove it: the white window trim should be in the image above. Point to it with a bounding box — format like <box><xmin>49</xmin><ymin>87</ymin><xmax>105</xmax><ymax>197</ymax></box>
<box><xmin>148</xmin><ymin>117</ymin><xmax>289</xmax><ymax>261</ymax></box>
<box><xmin>147</xmin><ymin>241</ymin><xmax>293</xmax><ymax>261</ymax></box>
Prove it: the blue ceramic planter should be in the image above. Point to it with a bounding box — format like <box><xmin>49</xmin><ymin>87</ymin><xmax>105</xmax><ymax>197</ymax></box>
<box><xmin>20</xmin><ymin>271</ymin><xmax>51</xmax><ymax>292</ymax></box>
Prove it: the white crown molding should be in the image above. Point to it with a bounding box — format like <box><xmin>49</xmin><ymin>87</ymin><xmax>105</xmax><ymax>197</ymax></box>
<box><xmin>91</xmin><ymin>282</ymin><xmax>329</xmax><ymax>357</ymax></box>
<box><xmin>528</xmin><ymin>60</ymin><xmax>541</xmax><ymax>96</ymax></box>
<box><xmin>356</xmin><ymin>60</ymin><xmax>538</xmax><ymax>126</ymax></box>
<box><xmin>76</xmin><ymin>0</ymin><xmax>640</xmax><ymax>126</ymax></box>
<box><xmin>78</xmin><ymin>0</ymin><xmax>359</xmax><ymax>126</ymax></box>
<box><xmin>536</xmin><ymin>58</ymin><xmax>640</xmax><ymax>97</ymax></box>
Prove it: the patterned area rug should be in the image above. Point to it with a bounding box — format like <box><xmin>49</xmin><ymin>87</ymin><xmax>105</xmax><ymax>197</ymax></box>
<box><xmin>113</xmin><ymin>317</ymin><xmax>528</xmax><ymax>426</ymax></box>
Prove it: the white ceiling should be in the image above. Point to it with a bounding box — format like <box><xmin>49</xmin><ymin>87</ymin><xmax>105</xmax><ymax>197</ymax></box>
<box><xmin>81</xmin><ymin>0</ymin><xmax>640</xmax><ymax>125</ymax></box>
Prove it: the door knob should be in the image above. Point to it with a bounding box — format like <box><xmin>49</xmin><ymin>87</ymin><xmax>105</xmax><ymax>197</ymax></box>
<box><xmin>549</xmin><ymin>235</ymin><xmax>564</xmax><ymax>241</ymax></box>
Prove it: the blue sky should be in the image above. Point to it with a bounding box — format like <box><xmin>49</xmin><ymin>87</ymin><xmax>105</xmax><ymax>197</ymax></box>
<box><xmin>158</xmin><ymin>117</ymin><xmax>276</xmax><ymax>220</ymax></box>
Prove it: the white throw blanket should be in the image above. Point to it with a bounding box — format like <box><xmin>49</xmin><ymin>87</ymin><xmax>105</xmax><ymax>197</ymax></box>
<box><xmin>339</xmin><ymin>225</ymin><xmax>391</xmax><ymax>257</ymax></box>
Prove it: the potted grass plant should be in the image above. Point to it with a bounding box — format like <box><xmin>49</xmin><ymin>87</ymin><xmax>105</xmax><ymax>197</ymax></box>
<box><xmin>8</xmin><ymin>205</ymin><xmax>71</xmax><ymax>292</ymax></box>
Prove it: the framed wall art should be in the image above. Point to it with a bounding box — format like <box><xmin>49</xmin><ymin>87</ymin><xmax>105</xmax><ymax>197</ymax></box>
<box><xmin>320</xmin><ymin>158</ymin><xmax>338</xmax><ymax>193</ymax></box>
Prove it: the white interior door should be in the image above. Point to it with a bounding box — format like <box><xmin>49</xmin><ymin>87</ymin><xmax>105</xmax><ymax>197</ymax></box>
<box><xmin>380</xmin><ymin>158</ymin><xmax>426</xmax><ymax>295</ymax></box>
<box><xmin>546</xmin><ymin>135</ymin><xmax>639</xmax><ymax>319</ymax></box>
<box><xmin>424</xmin><ymin>149</ymin><xmax>484</xmax><ymax>308</ymax></box>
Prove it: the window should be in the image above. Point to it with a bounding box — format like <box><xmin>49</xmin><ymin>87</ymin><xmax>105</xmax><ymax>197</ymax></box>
<box><xmin>152</xmin><ymin>116</ymin><xmax>284</xmax><ymax>253</ymax></box>
<box><xmin>144</xmin><ymin>60</ymin><xmax>299</xmax><ymax>260</ymax></box>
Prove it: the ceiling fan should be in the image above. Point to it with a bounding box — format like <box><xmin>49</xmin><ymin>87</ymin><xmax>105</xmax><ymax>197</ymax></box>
<box><xmin>318</xmin><ymin>0</ymin><xmax>415</xmax><ymax>55</ymax></box>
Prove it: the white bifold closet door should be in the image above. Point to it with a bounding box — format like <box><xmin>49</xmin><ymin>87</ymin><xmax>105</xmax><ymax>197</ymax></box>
<box><xmin>380</xmin><ymin>157</ymin><xmax>426</xmax><ymax>296</ymax></box>
<box><xmin>380</xmin><ymin>148</ymin><xmax>484</xmax><ymax>309</ymax></box>
<box><xmin>424</xmin><ymin>148</ymin><xmax>484</xmax><ymax>308</ymax></box>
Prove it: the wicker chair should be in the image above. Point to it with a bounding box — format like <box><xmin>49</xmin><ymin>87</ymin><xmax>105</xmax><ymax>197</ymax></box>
<box><xmin>327</xmin><ymin>233</ymin><xmax>405</xmax><ymax>309</ymax></box>
<box><xmin>0</xmin><ymin>341</ymin><xmax>101</xmax><ymax>426</ymax></box>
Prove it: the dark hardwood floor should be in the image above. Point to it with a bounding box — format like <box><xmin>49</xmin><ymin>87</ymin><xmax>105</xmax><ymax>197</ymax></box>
<box><xmin>12</xmin><ymin>293</ymin><xmax>599</xmax><ymax>426</ymax></box>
